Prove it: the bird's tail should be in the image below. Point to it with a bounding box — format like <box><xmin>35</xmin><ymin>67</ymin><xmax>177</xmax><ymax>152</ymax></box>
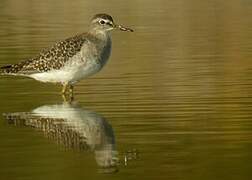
<box><xmin>1</xmin><ymin>65</ymin><xmax>12</xmax><ymax>74</ymax></box>
<box><xmin>1</xmin><ymin>59</ymin><xmax>34</xmax><ymax>76</ymax></box>
<box><xmin>0</xmin><ymin>64</ymin><xmax>21</xmax><ymax>75</ymax></box>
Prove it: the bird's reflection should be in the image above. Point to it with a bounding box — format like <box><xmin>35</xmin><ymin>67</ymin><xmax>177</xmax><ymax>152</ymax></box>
<box><xmin>3</xmin><ymin>102</ymin><xmax>120</xmax><ymax>173</ymax></box>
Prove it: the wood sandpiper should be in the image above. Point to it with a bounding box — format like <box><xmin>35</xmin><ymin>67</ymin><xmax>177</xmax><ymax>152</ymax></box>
<box><xmin>0</xmin><ymin>13</ymin><xmax>133</xmax><ymax>98</ymax></box>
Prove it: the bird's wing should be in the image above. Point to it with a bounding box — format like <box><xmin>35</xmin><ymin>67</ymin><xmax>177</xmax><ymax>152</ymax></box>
<box><xmin>0</xmin><ymin>33</ymin><xmax>87</xmax><ymax>75</ymax></box>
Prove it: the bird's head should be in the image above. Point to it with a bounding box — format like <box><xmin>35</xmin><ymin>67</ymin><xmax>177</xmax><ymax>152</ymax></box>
<box><xmin>90</xmin><ymin>13</ymin><xmax>133</xmax><ymax>33</ymax></box>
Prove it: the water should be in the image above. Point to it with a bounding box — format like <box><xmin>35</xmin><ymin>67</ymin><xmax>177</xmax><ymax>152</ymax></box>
<box><xmin>0</xmin><ymin>0</ymin><xmax>252</xmax><ymax>180</ymax></box>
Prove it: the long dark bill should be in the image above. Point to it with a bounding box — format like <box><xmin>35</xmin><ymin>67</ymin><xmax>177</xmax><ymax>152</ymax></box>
<box><xmin>117</xmin><ymin>24</ymin><xmax>134</xmax><ymax>32</ymax></box>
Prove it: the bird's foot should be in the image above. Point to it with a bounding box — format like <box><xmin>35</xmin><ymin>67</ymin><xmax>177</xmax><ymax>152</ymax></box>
<box><xmin>62</xmin><ymin>94</ymin><xmax>74</xmax><ymax>103</ymax></box>
<box><xmin>61</xmin><ymin>83</ymin><xmax>74</xmax><ymax>102</ymax></box>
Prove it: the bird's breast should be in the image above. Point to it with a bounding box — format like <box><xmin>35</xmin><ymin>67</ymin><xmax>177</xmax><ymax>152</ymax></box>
<box><xmin>99</xmin><ymin>37</ymin><xmax>112</xmax><ymax>66</ymax></box>
<box><xmin>66</xmin><ymin>38</ymin><xmax>112</xmax><ymax>83</ymax></box>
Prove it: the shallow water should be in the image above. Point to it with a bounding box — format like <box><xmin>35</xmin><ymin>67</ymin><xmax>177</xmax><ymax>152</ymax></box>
<box><xmin>0</xmin><ymin>0</ymin><xmax>252</xmax><ymax>180</ymax></box>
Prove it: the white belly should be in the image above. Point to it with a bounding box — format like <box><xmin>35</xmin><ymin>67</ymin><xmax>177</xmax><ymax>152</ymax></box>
<box><xmin>29</xmin><ymin>35</ymin><xmax>111</xmax><ymax>84</ymax></box>
<box><xmin>30</xmin><ymin>59</ymin><xmax>101</xmax><ymax>84</ymax></box>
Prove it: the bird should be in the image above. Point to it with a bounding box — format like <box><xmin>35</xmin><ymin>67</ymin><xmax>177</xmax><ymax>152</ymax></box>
<box><xmin>0</xmin><ymin>13</ymin><xmax>133</xmax><ymax>97</ymax></box>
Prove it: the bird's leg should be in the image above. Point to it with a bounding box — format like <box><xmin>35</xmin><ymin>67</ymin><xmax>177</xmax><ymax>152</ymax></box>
<box><xmin>69</xmin><ymin>85</ymin><xmax>74</xmax><ymax>95</ymax></box>
<box><xmin>61</xmin><ymin>83</ymin><xmax>69</xmax><ymax>95</ymax></box>
<box><xmin>61</xmin><ymin>83</ymin><xmax>75</xmax><ymax>102</ymax></box>
<box><xmin>69</xmin><ymin>85</ymin><xmax>74</xmax><ymax>101</ymax></box>
<box><xmin>62</xmin><ymin>94</ymin><xmax>67</xmax><ymax>102</ymax></box>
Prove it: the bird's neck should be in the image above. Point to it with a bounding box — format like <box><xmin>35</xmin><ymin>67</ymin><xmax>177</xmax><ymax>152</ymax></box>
<box><xmin>88</xmin><ymin>29</ymin><xmax>111</xmax><ymax>42</ymax></box>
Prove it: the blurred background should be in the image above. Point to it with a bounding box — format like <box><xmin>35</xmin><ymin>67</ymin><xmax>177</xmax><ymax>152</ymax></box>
<box><xmin>0</xmin><ymin>0</ymin><xmax>252</xmax><ymax>180</ymax></box>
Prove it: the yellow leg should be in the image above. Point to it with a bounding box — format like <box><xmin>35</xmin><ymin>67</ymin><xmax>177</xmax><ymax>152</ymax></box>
<box><xmin>69</xmin><ymin>85</ymin><xmax>74</xmax><ymax>95</ymax></box>
<box><xmin>62</xmin><ymin>94</ymin><xmax>67</xmax><ymax>102</ymax></box>
<box><xmin>61</xmin><ymin>83</ymin><xmax>74</xmax><ymax>102</ymax></box>
<box><xmin>62</xmin><ymin>83</ymin><xmax>68</xmax><ymax>95</ymax></box>
<box><xmin>69</xmin><ymin>85</ymin><xmax>74</xmax><ymax>102</ymax></box>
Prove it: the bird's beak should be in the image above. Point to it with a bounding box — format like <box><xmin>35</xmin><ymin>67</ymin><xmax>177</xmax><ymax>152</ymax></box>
<box><xmin>114</xmin><ymin>24</ymin><xmax>134</xmax><ymax>32</ymax></box>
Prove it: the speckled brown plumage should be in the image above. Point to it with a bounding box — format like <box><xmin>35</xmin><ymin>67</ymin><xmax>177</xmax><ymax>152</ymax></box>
<box><xmin>0</xmin><ymin>33</ymin><xmax>87</xmax><ymax>75</ymax></box>
<box><xmin>0</xmin><ymin>13</ymin><xmax>133</xmax><ymax>97</ymax></box>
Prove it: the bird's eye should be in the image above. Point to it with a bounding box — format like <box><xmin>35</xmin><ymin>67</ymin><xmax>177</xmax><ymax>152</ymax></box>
<box><xmin>99</xmin><ymin>20</ymin><xmax>105</xmax><ymax>25</ymax></box>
